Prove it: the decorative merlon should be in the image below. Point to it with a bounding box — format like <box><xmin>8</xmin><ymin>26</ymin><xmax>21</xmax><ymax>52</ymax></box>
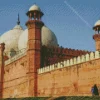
<box><xmin>38</xmin><ymin>51</ymin><xmax>100</xmax><ymax>74</ymax></box>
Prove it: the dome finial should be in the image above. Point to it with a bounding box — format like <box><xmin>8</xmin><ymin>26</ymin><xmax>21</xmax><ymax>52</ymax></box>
<box><xmin>17</xmin><ymin>13</ymin><xmax>20</xmax><ymax>25</ymax></box>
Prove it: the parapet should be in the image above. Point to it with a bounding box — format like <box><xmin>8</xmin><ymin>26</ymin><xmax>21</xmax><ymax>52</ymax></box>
<box><xmin>5</xmin><ymin>48</ymin><xmax>27</xmax><ymax>66</ymax></box>
<box><xmin>41</xmin><ymin>46</ymin><xmax>90</xmax><ymax>67</ymax></box>
<box><xmin>38</xmin><ymin>51</ymin><xmax>100</xmax><ymax>74</ymax></box>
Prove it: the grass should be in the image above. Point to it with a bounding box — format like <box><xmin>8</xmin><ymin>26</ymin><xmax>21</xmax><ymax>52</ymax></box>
<box><xmin>0</xmin><ymin>96</ymin><xmax>100</xmax><ymax>100</ymax></box>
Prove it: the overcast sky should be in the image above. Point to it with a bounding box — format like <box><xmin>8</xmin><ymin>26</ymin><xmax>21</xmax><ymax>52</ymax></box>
<box><xmin>0</xmin><ymin>0</ymin><xmax>100</xmax><ymax>51</ymax></box>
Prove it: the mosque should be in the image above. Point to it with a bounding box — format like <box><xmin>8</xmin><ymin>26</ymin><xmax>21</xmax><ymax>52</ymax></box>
<box><xmin>0</xmin><ymin>4</ymin><xmax>100</xmax><ymax>98</ymax></box>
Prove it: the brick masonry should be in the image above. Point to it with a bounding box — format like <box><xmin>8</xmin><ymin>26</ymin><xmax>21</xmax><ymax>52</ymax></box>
<box><xmin>38</xmin><ymin>58</ymin><xmax>100</xmax><ymax>97</ymax></box>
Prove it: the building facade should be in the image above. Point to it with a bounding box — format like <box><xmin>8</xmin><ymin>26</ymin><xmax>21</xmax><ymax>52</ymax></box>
<box><xmin>0</xmin><ymin>4</ymin><xmax>100</xmax><ymax>98</ymax></box>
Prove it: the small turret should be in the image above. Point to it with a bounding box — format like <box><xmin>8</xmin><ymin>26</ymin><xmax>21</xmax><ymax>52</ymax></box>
<box><xmin>26</xmin><ymin>4</ymin><xmax>44</xmax><ymax>21</ymax></box>
<box><xmin>93</xmin><ymin>19</ymin><xmax>100</xmax><ymax>51</ymax></box>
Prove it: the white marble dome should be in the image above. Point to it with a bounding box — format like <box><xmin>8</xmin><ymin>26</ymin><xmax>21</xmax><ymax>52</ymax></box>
<box><xmin>0</xmin><ymin>25</ymin><xmax>24</xmax><ymax>56</ymax></box>
<box><xmin>18</xmin><ymin>25</ymin><xmax>58</xmax><ymax>50</ymax></box>
<box><xmin>94</xmin><ymin>20</ymin><xmax>100</xmax><ymax>26</ymax></box>
<box><xmin>29</xmin><ymin>4</ymin><xmax>41</xmax><ymax>12</ymax></box>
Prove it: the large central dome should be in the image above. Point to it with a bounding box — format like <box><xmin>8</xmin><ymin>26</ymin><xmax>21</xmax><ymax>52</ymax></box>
<box><xmin>18</xmin><ymin>25</ymin><xmax>58</xmax><ymax>50</ymax></box>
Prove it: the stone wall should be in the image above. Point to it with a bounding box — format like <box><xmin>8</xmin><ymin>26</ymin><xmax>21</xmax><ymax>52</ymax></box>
<box><xmin>3</xmin><ymin>54</ymin><xmax>28</xmax><ymax>98</ymax></box>
<box><xmin>3</xmin><ymin>50</ymin><xmax>100</xmax><ymax>98</ymax></box>
<box><xmin>37</xmin><ymin>51</ymin><xmax>100</xmax><ymax>97</ymax></box>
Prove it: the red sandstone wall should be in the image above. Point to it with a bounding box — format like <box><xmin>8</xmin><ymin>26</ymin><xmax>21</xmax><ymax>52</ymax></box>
<box><xmin>38</xmin><ymin>58</ymin><xmax>100</xmax><ymax>97</ymax></box>
<box><xmin>3</xmin><ymin>55</ymin><xmax>28</xmax><ymax>98</ymax></box>
<box><xmin>41</xmin><ymin>46</ymin><xmax>89</xmax><ymax>67</ymax></box>
<box><xmin>3</xmin><ymin>53</ymin><xmax>100</xmax><ymax>98</ymax></box>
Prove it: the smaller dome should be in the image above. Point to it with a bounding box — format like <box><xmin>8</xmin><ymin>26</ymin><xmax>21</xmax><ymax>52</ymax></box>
<box><xmin>94</xmin><ymin>20</ymin><xmax>100</xmax><ymax>26</ymax></box>
<box><xmin>0</xmin><ymin>25</ymin><xmax>24</xmax><ymax>57</ymax></box>
<box><xmin>29</xmin><ymin>4</ymin><xmax>41</xmax><ymax>12</ymax></box>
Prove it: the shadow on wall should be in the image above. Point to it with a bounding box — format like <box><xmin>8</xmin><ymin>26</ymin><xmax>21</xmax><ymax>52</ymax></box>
<box><xmin>49</xmin><ymin>96</ymin><xmax>100</xmax><ymax>100</ymax></box>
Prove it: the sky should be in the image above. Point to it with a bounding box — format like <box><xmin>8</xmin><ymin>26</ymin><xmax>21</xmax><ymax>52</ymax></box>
<box><xmin>0</xmin><ymin>0</ymin><xmax>100</xmax><ymax>51</ymax></box>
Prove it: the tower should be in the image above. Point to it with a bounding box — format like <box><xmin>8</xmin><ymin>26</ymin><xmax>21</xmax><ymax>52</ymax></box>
<box><xmin>93</xmin><ymin>20</ymin><xmax>100</xmax><ymax>51</ymax></box>
<box><xmin>0</xmin><ymin>43</ymin><xmax>5</xmax><ymax>98</ymax></box>
<box><xmin>26</xmin><ymin>4</ymin><xmax>44</xmax><ymax>96</ymax></box>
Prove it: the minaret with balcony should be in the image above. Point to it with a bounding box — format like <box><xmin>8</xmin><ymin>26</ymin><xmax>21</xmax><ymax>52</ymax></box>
<box><xmin>26</xmin><ymin>4</ymin><xmax>44</xmax><ymax>96</ymax></box>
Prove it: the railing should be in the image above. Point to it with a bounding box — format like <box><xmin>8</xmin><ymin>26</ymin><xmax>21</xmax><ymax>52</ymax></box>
<box><xmin>5</xmin><ymin>48</ymin><xmax>27</xmax><ymax>66</ymax></box>
<box><xmin>38</xmin><ymin>51</ymin><xmax>100</xmax><ymax>74</ymax></box>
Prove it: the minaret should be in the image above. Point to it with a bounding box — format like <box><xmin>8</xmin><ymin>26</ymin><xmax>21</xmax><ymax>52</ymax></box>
<box><xmin>0</xmin><ymin>43</ymin><xmax>5</xmax><ymax>98</ymax></box>
<box><xmin>26</xmin><ymin>4</ymin><xmax>44</xmax><ymax>97</ymax></box>
<box><xmin>93</xmin><ymin>20</ymin><xmax>100</xmax><ymax>51</ymax></box>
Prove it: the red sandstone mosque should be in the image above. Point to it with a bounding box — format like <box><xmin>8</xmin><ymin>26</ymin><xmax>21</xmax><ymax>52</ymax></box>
<box><xmin>0</xmin><ymin>4</ymin><xmax>100</xmax><ymax>98</ymax></box>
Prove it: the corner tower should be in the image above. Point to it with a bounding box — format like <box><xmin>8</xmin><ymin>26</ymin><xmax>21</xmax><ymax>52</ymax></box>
<box><xmin>0</xmin><ymin>43</ymin><xmax>5</xmax><ymax>98</ymax></box>
<box><xmin>26</xmin><ymin>4</ymin><xmax>44</xmax><ymax>97</ymax></box>
<box><xmin>93</xmin><ymin>20</ymin><xmax>100</xmax><ymax>51</ymax></box>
